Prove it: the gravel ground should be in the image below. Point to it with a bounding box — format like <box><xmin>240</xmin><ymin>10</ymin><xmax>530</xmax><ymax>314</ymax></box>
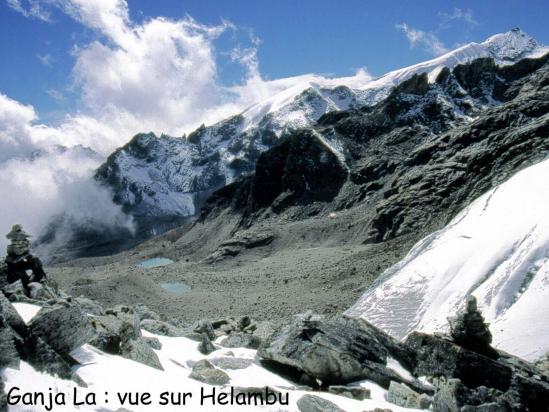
<box><xmin>47</xmin><ymin>211</ymin><xmax>419</xmax><ymax>324</ymax></box>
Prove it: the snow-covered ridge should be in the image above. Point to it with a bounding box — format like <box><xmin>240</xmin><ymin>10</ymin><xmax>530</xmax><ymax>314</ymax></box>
<box><xmin>97</xmin><ymin>29</ymin><xmax>548</xmax><ymax>218</ymax></box>
<box><xmin>346</xmin><ymin>157</ymin><xmax>549</xmax><ymax>362</ymax></box>
<box><xmin>240</xmin><ymin>28</ymin><xmax>549</xmax><ymax>129</ymax></box>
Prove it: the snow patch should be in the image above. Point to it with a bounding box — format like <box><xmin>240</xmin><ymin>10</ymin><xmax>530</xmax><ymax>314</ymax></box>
<box><xmin>12</xmin><ymin>302</ymin><xmax>42</xmax><ymax>324</ymax></box>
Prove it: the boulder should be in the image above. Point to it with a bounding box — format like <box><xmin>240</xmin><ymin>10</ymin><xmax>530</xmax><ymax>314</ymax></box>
<box><xmin>327</xmin><ymin>385</ymin><xmax>371</xmax><ymax>400</ymax></box>
<box><xmin>296</xmin><ymin>394</ymin><xmax>345</xmax><ymax>412</ymax></box>
<box><xmin>193</xmin><ymin>320</ymin><xmax>216</xmax><ymax>341</ymax></box>
<box><xmin>140</xmin><ymin>319</ymin><xmax>187</xmax><ymax>337</ymax></box>
<box><xmin>89</xmin><ymin>315</ymin><xmax>126</xmax><ymax>354</ymax></box>
<box><xmin>133</xmin><ymin>304</ymin><xmax>161</xmax><ymax>321</ymax></box>
<box><xmin>387</xmin><ymin>381</ymin><xmax>432</xmax><ymax>409</ymax></box>
<box><xmin>432</xmin><ymin>378</ymin><xmax>507</xmax><ymax>412</ymax></box>
<box><xmin>143</xmin><ymin>337</ymin><xmax>162</xmax><ymax>350</ymax></box>
<box><xmin>115</xmin><ymin>316</ymin><xmax>162</xmax><ymax>370</ymax></box>
<box><xmin>2</xmin><ymin>280</ymin><xmax>26</xmax><ymax>299</ymax></box>
<box><xmin>211</xmin><ymin>318</ymin><xmax>234</xmax><ymax>329</ymax></box>
<box><xmin>0</xmin><ymin>316</ymin><xmax>20</xmax><ymax>368</ymax></box>
<box><xmin>534</xmin><ymin>353</ymin><xmax>549</xmax><ymax>376</ymax></box>
<box><xmin>431</xmin><ymin>373</ymin><xmax>549</xmax><ymax>412</ymax></box>
<box><xmin>237</xmin><ymin>315</ymin><xmax>252</xmax><ymax>330</ymax></box>
<box><xmin>405</xmin><ymin>332</ymin><xmax>512</xmax><ymax>391</ymax></box>
<box><xmin>74</xmin><ymin>297</ymin><xmax>105</xmax><ymax>316</ymax></box>
<box><xmin>460</xmin><ymin>403</ymin><xmax>503</xmax><ymax>411</ymax></box>
<box><xmin>28</xmin><ymin>303</ymin><xmax>94</xmax><ymax>356</ymax></box>
<box><xmin>509</xmin><ymin>374</ymin><xmax>549</xmax><ymax>411</ymax></box>
<box><xmin>221</xmin><ymin>332</ymin><xmax>261</xmax><ymax>349</ymax></box>
<box><xmin>0</xmin><ymin>260</ymin><xmax>8</xmax><ymax>290</ymax></box>
<box><xmin>16</xmin><ymin>332</ymin><xmax>74</xmax><ymax>379</ymax></box>
<box><xmin>0</xmin><ymin>291</ymin><xmax>27</xmax><ymax>335</ymax></box>
<box><xmin>210</xmin><ymin>357</ymin><xmax>253</xmax><ymax>370</ymax></box>
<box><xmin>0</xmin><ymin>378</ymin><xmax>6</xmax><ymax>411</ymax></box>
<box><xmin>28</xmin><ymin>282</ymin><xmax>56</xmax><ymax>301</ymax></box>
<box><xmin>119</xmin><ymin>337</ymin><xmax>163</xmax><ymax>371</ymax></box>
<box><xmin>105</xmin><ymin>305</ymin><xmax>134</xmax><ymax>317</ymax></box>
<box><xmin>258</xmin><ymin>313</ymin><xmax>416</xmax><ymax>387</ymax></box>
<box><xmin>118</xmin><ymin>318</ymin><xmax>142</xmax><ymax>341</ymax></box>
<box><xmin>189</xmin><ymin>359</ymin><xmax>230</xmax><ymax>385</ymax></box>
<box><xmin>198</xmin><ymin>333</ymin><xmax>216</xmax><ymax>355</ymax></box>
<box><xmin>252</xmin><ymin>320</ymin><xmax>279</xmax><ymax>342</ymax></box>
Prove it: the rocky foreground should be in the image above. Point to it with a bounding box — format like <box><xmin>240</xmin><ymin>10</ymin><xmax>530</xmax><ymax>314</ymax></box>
<box><xmin>1</xmin><ymin>274</ymin><xmax>548</xmax><ymax>411</ymax></box>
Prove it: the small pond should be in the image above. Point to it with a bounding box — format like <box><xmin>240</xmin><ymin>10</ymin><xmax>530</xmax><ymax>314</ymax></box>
<box><xmin>160</xmin><ymin>282</ymin><xmax>191</xmax><ymax>295</ymax></box>
<box><xmin>139</xmin><ymin>257</ymin><xmax>174</xmax><ymax>268</ymax></box>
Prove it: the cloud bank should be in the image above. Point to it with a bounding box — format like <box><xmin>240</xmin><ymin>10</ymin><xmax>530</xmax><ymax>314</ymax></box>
<box><xmin>1</xmin><ymin>0</ymin><xmax>341</xmax><ymax>254</ymax></box>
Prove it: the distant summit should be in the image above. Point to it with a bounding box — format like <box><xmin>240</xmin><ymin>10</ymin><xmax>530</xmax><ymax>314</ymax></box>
<box><xmin>481</xmin><ymin>27</ymin><xmax>548</xmax><ymax>63</ymax></box>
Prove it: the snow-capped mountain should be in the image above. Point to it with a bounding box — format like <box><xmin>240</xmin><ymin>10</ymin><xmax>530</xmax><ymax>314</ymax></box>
<box><xmin>347</xmin><ymin>157</ymin><xmax>549</xmax><ymax>361</ymax></box>
<box><xmin>96</xmin><ymin>29</ymin><xmax>548</xmax><ymax>219</ymax></box>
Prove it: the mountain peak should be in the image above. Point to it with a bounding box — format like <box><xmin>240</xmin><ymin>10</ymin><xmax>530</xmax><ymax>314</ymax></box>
<box><xmin>481</xmin><ymin>28</ymin><xmax>547</xmax><ymax>63</ymax></box>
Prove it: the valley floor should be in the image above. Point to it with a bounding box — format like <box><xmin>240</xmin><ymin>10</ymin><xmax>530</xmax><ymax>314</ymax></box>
<box><xmin>46</xmin><ymin>234</ymin><xmax>418</xmax><ymax>324</ymax></box>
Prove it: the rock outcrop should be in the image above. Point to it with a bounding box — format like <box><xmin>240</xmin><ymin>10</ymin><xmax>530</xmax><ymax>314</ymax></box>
<box><xmin>257</xmin><ymin>312</ymin><xmax>420</xmax><ymax>390</ymax></box>
<box><xmin>0</xmin><ymin>314</ymin><xmax>19</xmax><ymax>369</ymax></box>
<box><xmin>198</xmin><ymin>332</ymin><xmax>216</xmax><ymax>355</ymax></box>
<box><xmin>387</xmin><ymin>381</ymin><xmax>432</xmax><ymax>409</ymax></box>
<box><xmin>0</xmin><ymin>378</ymin><xmax>6</xmax><ymax>411</ymax></box>
<box><xmin>296</xmin><ymin>394</ymin><xmax>345</xmax><ymax>412</ymax></box>
<box><xmin>189</xmin><ymin>359</ymin><xmax>231</xmax><ymax>385</ymax></box>
<box><xmin>257</xmin><ymin>300</ymin><xmax>549</xmax><ymax>411</ymax></box>
<box><xmin>0</xmin><ymin>284</ymin><xmax>88</xmax><ymax>380</ymax></box>
<box><xmin>405</xmin><ymin>332</ymin><xmax>512</xmax><ymax>391</ymax></box>
<box><xmin>28</xmin><ymin>303</ymin><xmax>94</xmax><ymax>356</ymax></box>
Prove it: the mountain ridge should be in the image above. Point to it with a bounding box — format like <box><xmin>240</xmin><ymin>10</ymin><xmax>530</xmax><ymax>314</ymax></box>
<box><xmin>95</xmin><ymin>29</ymin><xmax>548</xmax><ymax>222</ymax></box>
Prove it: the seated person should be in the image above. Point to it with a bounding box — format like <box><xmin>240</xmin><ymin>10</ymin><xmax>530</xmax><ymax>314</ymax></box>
<box><xmin>4</xmin><ymin>224</ymin><xmax>46</xmax><ymax>290</ymax></box>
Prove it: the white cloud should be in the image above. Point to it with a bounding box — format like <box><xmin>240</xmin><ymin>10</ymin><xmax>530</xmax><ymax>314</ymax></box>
<box><xmin>438</xmin><ymin>8</ymin><xmax>478</xmax><ymax>28</ymax></box>
<box><xmin>396</xmin><ymin>23</ymin><xmax>449</xmax><ymax>56</ymax></box>
<box><xmin>37</xmin><ymin>53</ymin><xmax>54</xmax><ymax>66</ymax></box>
<box><xmin>0</xmin><ymin>93</ymin><xmax>38</xmax><ymax>161</ymax></box>
<box><xmin>7</xmin><ymin>0</ymin><xmax>52</xmax><ymax>21</ymax></box>
<box><xmin>46</xmin><ymin>88</ymin><xmax>64</xmax><ymax>102</ymax></box>
<box><xmin>0</xmin><ymin>93</ymin><xmax>134</xmax><ymax>253</ymax></box>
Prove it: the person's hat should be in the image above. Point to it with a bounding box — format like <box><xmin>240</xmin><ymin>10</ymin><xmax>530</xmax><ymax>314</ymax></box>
<box><xmin>6</xmin><ymin>224</ymin><xmax>31</xmax><ymax>240</ymax></box>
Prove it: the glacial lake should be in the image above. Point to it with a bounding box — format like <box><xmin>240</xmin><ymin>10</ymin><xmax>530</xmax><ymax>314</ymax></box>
<box><xmin>139</xmin><ymin>257</ymin><xmax>174</xmax><ymax>268</ymax></box>
<box><xmin>160</xmin><ymin>282</ymin><xmax>191</xmax><ymax>295</ymax></box>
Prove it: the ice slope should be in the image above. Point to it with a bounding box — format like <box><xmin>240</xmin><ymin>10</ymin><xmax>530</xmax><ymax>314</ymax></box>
<box><xmin>346</xmin><ymin>157</ymin><xmax>549</xmax><ymax>361</ymax></box>
<box><xmin>1</xmin><ymin>304</ymin><xmax>421</xmax><ymax>412</ymax></box>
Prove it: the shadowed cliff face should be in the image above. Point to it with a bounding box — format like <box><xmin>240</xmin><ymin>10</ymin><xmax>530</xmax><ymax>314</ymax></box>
<box><xmin>203</xmin><ymin>130</ymin><xmax>348</xmax><ymax>224</ymax></box>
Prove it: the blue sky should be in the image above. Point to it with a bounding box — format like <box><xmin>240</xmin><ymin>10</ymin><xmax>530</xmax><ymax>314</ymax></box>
<box><xmin>1</xmin><ymin>0</ymin><xmax>548</xmax><ymax>120</ymax></box>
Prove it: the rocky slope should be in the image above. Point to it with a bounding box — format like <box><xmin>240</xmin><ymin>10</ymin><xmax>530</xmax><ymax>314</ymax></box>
<box><xmin>1</xmin><ymin>275</ymin><xmax>547</xmax><ymax>411</ymax></box>
<box><xmin>200</xmin><ymin>53</ymin><xmax>549</xmax><ymax>240</ymax></box>
<box><xmin>95</xmin><ymin>29</ymin><xmax>547</xmax><ymax>222</ymax></box>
